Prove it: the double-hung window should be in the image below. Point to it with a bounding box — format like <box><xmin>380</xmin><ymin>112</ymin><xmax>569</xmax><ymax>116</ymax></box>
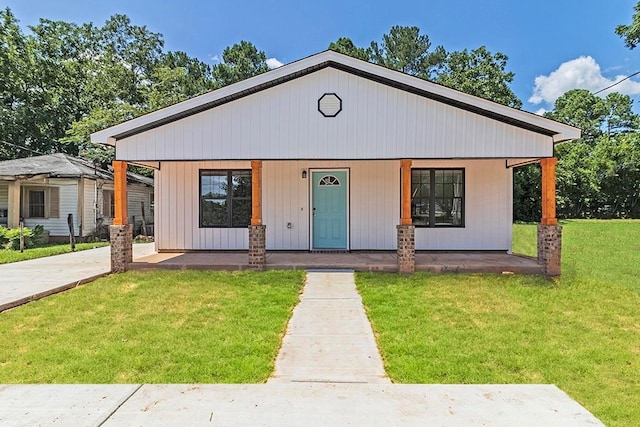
<box><xmin>200</xmin><ymin>170</ymin><xmax>252</xmax><ymax>228</ymax></box>
<box><xmin>22</xmin><ymin>187</ymin><xmax>60</xmax><ymax>219</ymax></box>
<box><xmin>411</xmin><ymin>169</ymin><xmax>464</xmax><ymax>227</ymax></box>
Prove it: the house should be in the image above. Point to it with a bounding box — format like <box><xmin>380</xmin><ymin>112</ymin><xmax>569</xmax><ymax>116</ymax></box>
<box><xmin>0</xmin><ymin>153</ymin><xmax>153</xmax><ymax>241</ymax></box>
<box><xmin>91</xmin><ymin>51</ymin><xmax>580</xmax><ymax>274</ymax></box>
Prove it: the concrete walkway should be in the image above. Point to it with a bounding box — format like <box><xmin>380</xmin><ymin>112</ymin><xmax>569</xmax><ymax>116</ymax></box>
<box><xmin>269</xmin><ymin>271</ymin><xmax>389</xmax><ymax>384</ymax></box>
<box><xmin>0</xmin><ymin>243</ymin><xmax>155</xmax><ymax>312</ymax></box>
<box><xmin>0</xmin><ymin>384</ymin><xmax>604</xmax><ymax>426</ymax></box>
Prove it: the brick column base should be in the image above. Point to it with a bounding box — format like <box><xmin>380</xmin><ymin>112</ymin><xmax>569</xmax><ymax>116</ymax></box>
<box><xmin>397</xmin><ymin>224</ymin><xmax>415</xmax><ymax>274</ymax></box>
<box><xmin>110</xmin><ymin>225</ymin><xmax>133</xmax><ymax>273</ymax></box>
<box><xmin>537</xmin><ymin>224</ymin><xmax>562</xmax><ymax>276</ymax></box>
<box><xmin>248</xmin><ymin>225</ymin><xmax>266</xmax><ymax>271</ymax></box>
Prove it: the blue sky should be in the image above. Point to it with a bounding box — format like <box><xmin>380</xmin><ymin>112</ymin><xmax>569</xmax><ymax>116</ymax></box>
<box><xmin>5</xmin><ymin>0</ymin><xmax>640</xmax><ymax>113</ymax></box>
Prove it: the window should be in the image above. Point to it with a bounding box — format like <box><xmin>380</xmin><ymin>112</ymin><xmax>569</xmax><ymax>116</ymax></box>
<box><xmin>29</xmin><ymin>190</ymin><xmax>46</xmax><ymax>218</ymax></box>
<box><xmin>200</xmin><ymin>170</ymin><xmax>252</xmax><ymax>228</ymax></box>
<box><xmin>103</xmin><ymin>190</ymin><xmax>115</xmax><ymax>218</ymax></box>
<box><xmin>411</xmin><ymin>169</ymin><xmax>464</xmax><ymax>227</ymax></box>
<box><xmin>22</xmin><ymin>187</ymin><xmax>59</xmax><ymax>219</ymax></box>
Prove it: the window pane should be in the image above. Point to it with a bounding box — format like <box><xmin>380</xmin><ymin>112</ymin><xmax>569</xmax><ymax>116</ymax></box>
<box><xmin>411</xmin><ymin>170</ymin><xmax>430</xmax><ymax>226</ymax></box>
<box><xmin>29</xmin><ymin>190</ymin><xmax>45</xmax><ymax>218</ymax></box>
<box><xmin>201</xmin><ymin>173</ymin><xmax>228</xmax><ymax>199</ymax></box>
<box><xmin>201</xmin><ymin>199</ymin><xmax>227</xmax><ymax>226</ymax></box>
<box><xmin>231</xmin><ymin>199</ymin><xmax>251</xmax><ymax>227</ymax></box>
<box><xmin>232</xmin><ymin>172</ymin><xmax>252</xmax><ymax>197</ymax></box>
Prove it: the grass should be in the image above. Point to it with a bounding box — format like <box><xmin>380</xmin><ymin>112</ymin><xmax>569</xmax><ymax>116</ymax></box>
<box><xmin>0</xmin><ymin>270</ymin><xmax>304</xmax><ymax>383</ymax></box>
<box><xmin>0</xmin><ymin>241</ymin><xmax>110</xmax><ymax>264</ymax></box>
<box><xmin>357</xmin><ymin>219</ymin><xmax>640</xmax><ymax>427</ymax></box>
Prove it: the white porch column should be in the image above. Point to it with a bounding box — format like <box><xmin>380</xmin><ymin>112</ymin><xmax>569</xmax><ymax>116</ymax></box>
<box><xmin>7</xmin><ymin>180</ymin><xmax>21</xmax><ymax>228</ymax></box>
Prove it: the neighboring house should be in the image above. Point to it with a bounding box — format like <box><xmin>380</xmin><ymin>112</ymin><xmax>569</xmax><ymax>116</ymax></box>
<box><xmin>0</xmin><ymin>153</ymin><xmax>153</xmax><ymax>240</ymax></box>
<box><xmin>91</xmin><ymin>51</ymin><xmax>580</xmax><ymax>274</ymax></box>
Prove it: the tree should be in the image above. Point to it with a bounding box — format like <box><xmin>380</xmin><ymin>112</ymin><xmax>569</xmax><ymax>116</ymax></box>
<box><xmin>328</xmin><ymin>37</ymin><xmax>370</xmax><ymax>61</ymax></box>
<box><xmin>616</xmin><ymin>1</ymin><xmax>640</xmax><ymax>49</ymax></box>
<box><xmin>212</xmin><ymin>41</ymin><xmax>269</xmax><ymax>87</ymax></box>
<box><xmin>436</xmin><ymin>46</ymin><xmax>522</xmax><ymax>108</ymax></box>
<box><xmin>522</xmin><ymin>89</ymin><xmax>640</xmax><ymax>219</ymax></box>
<box><xmin>369</xmin><ymin>25</ymin><xmax>446</xmax><ymax>79</ymax></box>
<box><xmin>147</xmin><ymin>51</ymin><xmax>214</xmax><ymax>109</ymax></box>
<box><xmin>543</xmin><ymin>89</ymin><xmax>607</xmax><ymax>143</ymax></box>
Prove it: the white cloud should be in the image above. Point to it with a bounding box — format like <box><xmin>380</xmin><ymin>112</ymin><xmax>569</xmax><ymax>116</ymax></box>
<box><xmin>209</xmin><ymin>54</ymin><xmax>221</xmax><ymax>64</ymax></box>
<box><xmin>529</xmin><ymin>56</ymin><xmax>640</xmax><ymax>105</ymax></box>
<box><xmin>534</xmin><ymin>108</ymin><xmax>547</xmax><ymax>116</ymax></box>
<box><xmin>266</xmin><ymin>57</ymin><xmax>284</xmax><ymax>69</ymax></box>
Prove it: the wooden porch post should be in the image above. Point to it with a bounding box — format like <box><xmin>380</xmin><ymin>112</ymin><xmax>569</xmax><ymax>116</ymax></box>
<box><xmin>540</xmin><ymin>157</ymin><xmax>557</xmax><ymax>225</ymax></box>
<box><xmin>7</xmin><ymin>180</ymin><xmax>21</xmax><ymax>228</ymax></box>
<box><xmin>113</xmin><ymin>160</ymin><xmax>129</xmax><ymax>225</ymax></box>
<box><xmin>110</xmin><ymin>160</ymin><xmax>132</xmax><ymax>273</ymax></box>
<box><xmin>400</xmin><ymin>159</ymin><xmax>412</xmax><ymax>225</ymax></box>
<box><xmin>251</xmin><ymin>160</ymin><xmax>262</xmax><ymax>226</ymax></box>
<box><xmin>249</xmin><ymin>160</ymin><xmax>266</xmax><ymax>270</ymax></box>
<box><xmin>538</xmin><ymin>157</ymin><xmax>562</xmax><ymax>276</ymax></box>
<box><xmin>398</xmin><ymin>159</ymin><xmax>415</xmax><ymax>273</ymax></box>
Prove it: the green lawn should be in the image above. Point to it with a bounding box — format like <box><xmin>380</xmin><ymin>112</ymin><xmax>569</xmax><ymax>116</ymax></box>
<box><xmin>0</xmin><ymin>270</ymin><xmax>304</xmax><ymax>383</ymax></box>
<box><xmin>0</xmin><ymin>241</ymin><xmax>110</xmax><ymax>264</ymax></box>
<box><xmin>357</xmin><ymin>219</ymin><xmax>640</xmax><ymax>427</ymax></box>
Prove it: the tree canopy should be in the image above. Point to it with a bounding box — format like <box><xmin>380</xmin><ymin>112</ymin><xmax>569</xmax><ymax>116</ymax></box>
<box><xmin>616</xmin><ymin>1</ymin><xmax>640</xmax><ymax>49</ymax></box>
<box><xmin>328</xmin><ymin>26</ymin><xmax>520</xmax><ymax>107</ymax></box>
<box><xmin>0</xmin><ymin>8</ymin><xmax>268</xmax><ymax>166</ymax></box>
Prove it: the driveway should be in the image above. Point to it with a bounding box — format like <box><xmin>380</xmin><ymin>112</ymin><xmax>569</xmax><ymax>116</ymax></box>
<box><xmin>0</xmin><ymin>243</ymin><xmax>155</xmax><ymax>311</ymax></box>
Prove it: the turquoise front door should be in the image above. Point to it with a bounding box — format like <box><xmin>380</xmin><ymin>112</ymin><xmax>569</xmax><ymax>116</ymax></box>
<box><xmin>312</xmin><ymin>170</ymin><xmax>348</xmax><ymax>249</ymax></box>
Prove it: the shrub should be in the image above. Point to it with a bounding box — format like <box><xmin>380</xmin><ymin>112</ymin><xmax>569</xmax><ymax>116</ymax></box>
<box><xmin>0</xmin><ymin>226</ymin><xmax>36</xmax><ymax>250</ymax></box>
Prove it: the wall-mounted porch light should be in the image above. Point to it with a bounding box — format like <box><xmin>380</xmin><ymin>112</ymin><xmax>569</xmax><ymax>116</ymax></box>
<box><xmin>302</xmin><ymin>170</ymin><xmax>307</xmax><ymax>179</ymax></box>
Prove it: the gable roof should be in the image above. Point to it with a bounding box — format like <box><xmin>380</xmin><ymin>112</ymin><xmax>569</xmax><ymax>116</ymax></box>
<box><xmin>0</xmin><ymin>153</ymin><xmax>153</xmax><ymax>186</ymax></box>
<box><xmin>92</xmin><ymin>50</ymin><xmax>580</xmax><ymax>145</ymax></box>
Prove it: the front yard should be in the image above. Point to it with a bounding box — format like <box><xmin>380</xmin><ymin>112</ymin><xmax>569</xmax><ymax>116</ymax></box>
<box><xmin>357</xmin><ymin>220</ymin><xmax>640</xmax><ymax>427</ymax></box>
<box><xmin>0</xmin><ymin>270</ymin><xmax>304</xmax><ymax>383</ymax></box>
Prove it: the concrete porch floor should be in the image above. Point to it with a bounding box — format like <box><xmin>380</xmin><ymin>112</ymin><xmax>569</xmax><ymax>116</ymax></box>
<box><xmin>130</xmin><ymin>251</ymin><xmax>543</xmax><ymax>274</ymax></box>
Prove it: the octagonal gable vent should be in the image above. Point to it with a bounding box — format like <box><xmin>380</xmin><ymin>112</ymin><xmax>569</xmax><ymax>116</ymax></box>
<box><xmin>318</xmin><ymin>93</ymin><xmax>342</xmax><ymax>117</ymax></box>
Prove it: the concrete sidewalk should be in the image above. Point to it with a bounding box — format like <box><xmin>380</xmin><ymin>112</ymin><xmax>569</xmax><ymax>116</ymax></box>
<box><xmin>0</xmin><ymin>243</ymin><xmax>155</xmax><ymax>312</ymax></box>
<box><xmin>269</xmin><ymin>270</ymin><xmax>389</xmax><ymax>384</ymax></box>
<box><xmin>0</xmin><ymin>383</ymin><xmax>604</xmax><ymax>426</ymax></box>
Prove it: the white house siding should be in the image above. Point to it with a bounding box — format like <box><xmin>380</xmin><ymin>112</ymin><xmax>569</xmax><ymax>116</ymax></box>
<box><xmin>22</xmin><ymin>179</ymin><xmax>80</xmax><ymax>236</ymax></box>
<box><xmin>127</xmin><ymin>183</ymin><xmax>153</xmax><ymax>226</ymax></box>
<box><xmin>156</xmin><ymin>161</ymin><xmax>249</xmax><ymax>250</ymax></box>
<box><xmin>156</xmin><ymin>159</ymin><xmax>509</xmax><ymax>251</ymax></box>
<box><xmin>0</xmin><ymin>184</ymin><xmax>7</xmax><ymax>210</ymax></box>
<box><xmin>413</xmin><ymin>159</ymin><xmax>512</xmax><ymax>251</ymax></box>
<box><xmin>82</xmin><ymin>179</ymin><xmax>98</xmax><ymax>236</ymax></box>
<box><xmin>0</xmin><ymin>184</ymin><xmax>8</xmax><ymax>226</ymax></box>
<box><xmin>116</xmin><ymin>67</ymin><xmax>553</xmax><ymax>163</ymax></box>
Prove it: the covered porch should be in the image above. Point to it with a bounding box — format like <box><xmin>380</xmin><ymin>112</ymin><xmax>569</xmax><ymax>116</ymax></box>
<box><xmin>128</xmin><ymin>250</ymin><xmax>543</xmax><ymax>274</ymax></box>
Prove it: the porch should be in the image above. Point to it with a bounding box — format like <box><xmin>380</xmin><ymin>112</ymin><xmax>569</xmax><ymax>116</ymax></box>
<box><xmin>129</xmin><ymin>251</ymin><xmax>543</xmax><ymax>274</ymax></box>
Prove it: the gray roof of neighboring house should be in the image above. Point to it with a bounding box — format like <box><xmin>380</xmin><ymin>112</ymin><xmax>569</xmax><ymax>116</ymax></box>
<box><xmin>0</xmin><ymin>153</ymin><xmax>153</xmax><ymax>186</ymax></box>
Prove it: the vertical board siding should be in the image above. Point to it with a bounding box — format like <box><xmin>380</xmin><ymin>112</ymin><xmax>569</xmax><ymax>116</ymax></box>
<box><xmin>157</xmin><ymin>160</ymin><xmax>510</xmax><ymax>251</ymax></box>
<box><xmin>412</xmin><ymin>159</ymin><xmax>512</xmax><ymax>250</ymax></box>
<box><xmin>156</xmin><ymin>161</ymin><xmax>249</xmax><ymax>250</ymax></box>
<box><xmin>117</xmin><ymin>68</ymin><xmax>552</xmax><ymax>162</ymax></box>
